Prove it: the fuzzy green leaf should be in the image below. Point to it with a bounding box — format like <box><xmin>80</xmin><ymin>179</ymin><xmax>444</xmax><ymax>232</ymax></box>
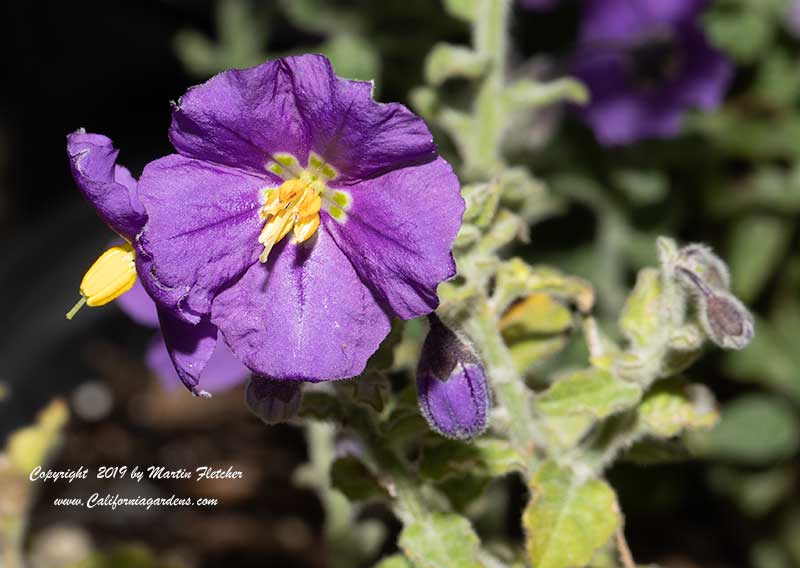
<box><xmin>374</xmin><ymin>555</ymin><xmax>413</xmax><ymax>568</ymax></box>
<box><xmin>537</xmin><ymin>368</ymin><xmax>642</xmax><ymax>420</ymax></box>
<box><xmin>639</xmin><ymin>377</ymin><xmax>718</xmax><ymax>438</ymax></box>
<box><xmin>619</xmin><ymin>268</ymin><xmax>662</xmax><ymax>349</ymax></box>
<box><xmin>442</xmin><ymin>0</ymin><xmax>477</xmax><ymax>21</ymax></box>
<box><xmin>523</xmin><ymin>461</ymin><xmax>620</xmax><ymax>568</ymax></box>
<box><xmin>728</xmin><ymin>213</ymin><xmax>792</xmax><ymax>302</ymax></box>
<box><xmin>330</xmin><ymin>456</ymin><xmax>388</xmax><ymax>502</ymax></box>
<box><xmin>399</xmin><ymin>513</ymin><xmax>483</xmax><ymax>568</ymax></box>
<box><xmin>425</xmin><ymin>43</ymin><xmax>487</xmax><ymax>85</ymax></box>
<box><xmin>692</xmin><ymin>394</ymin><xmax>800</xmax><ymax>464</ymax></box>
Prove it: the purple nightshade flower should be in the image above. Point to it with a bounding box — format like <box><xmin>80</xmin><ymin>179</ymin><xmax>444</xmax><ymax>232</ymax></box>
<box><xmin>417</xmin><ymin>315</ymin><xmax>489</xmax><ymax>440</ymax></box>
<box><xmin>116</xmin><ymin>280</ymin><xmax>250</xmax><ymax>393</ymax></box>
<box><xmin>68</xmin><ymin>54</ymin><xmax>463</xmax><ymax>394</ymax></box>
<box><xmin>572</xmin><ymin>0</ymin><xmax>733</xmax><ymax>145</ymax></box>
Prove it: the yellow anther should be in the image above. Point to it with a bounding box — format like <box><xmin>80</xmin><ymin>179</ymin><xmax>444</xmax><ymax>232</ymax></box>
<box><xmin>297</xmin><ymin>192</ymin><xmax>322</xmax><ymax>218</ymax></box>
<box><xmin>294</xmin><ymin>214</ymin><xmax>320</xmax><ymax>243</ymax></box>
<box><xmin>258</xmin><ymin>176</ymin><xmax>324</xmax><ymax>263</ymax></box>
<box><xmin>66</xmin><ymin>243</ymin><xmax>137</xmax><ymax>320</ymax></box>
<box><xmin>279</xmin><ymin>179</ymin><xmax>307</xmax><ymax>201</ymax></box>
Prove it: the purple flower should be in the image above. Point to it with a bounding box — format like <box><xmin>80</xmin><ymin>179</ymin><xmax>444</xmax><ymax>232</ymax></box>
<box><xmin>68</xmin><ymin>54</ymin><xmax>463</xmax><ymax>393</ymax></box>
<box><xmin>116</xmin><ymin>280</ymin><xmax>250</xmax><ymax>393</ymax></box>
<box><xmin>572</xmin><ymin>0</ymin><xmax>732</xmax><ymax>145</ymax></box>
<box><xmin>417</xmin><ymin>315</ymin><xmax>489</xmax><ymax>440</ymax></box>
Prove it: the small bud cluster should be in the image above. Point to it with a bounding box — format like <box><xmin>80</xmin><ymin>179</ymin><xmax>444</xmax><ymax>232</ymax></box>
<box><xmin>674</xmin><ymin>244</ymin><xmax>754</xmax><ymax>350</ymax></box>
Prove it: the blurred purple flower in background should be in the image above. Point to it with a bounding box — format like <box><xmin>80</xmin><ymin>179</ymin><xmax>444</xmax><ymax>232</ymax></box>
<box><xmin>116</xmin><ymin>280</ymin><xmax>249</xmax><ymax>394</ymax></box>
<box><xmin>572</xmin><ymin>0</ymin><xmax>732</xmax><ymax>145</ymax></box>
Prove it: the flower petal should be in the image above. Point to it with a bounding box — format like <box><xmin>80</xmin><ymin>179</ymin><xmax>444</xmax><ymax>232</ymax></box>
<box><xmin>157</xmin><ymin>308</ymin><xmax>218</xmax><ymax>397</ymax></box>
<box><xmin>286</xmin><ymin>54</ymin><xmax>437</xmax><ymax>181</ymax></box>
<box><xmin>170</xmin><ymin>54</ymin><xmax>436</xmax><ymax>181</ymax></box>
<box><xmin>581</xmin><ymin>0</ymin><xmax>705</xmax><ymax>42</ymax></box>
<box><xmin>136</xmin><ymin>154</ymin><xmax>268</xmax><ymax>322</ymax></box>
<box><xmin>672</xmin><ymin>25</ymin><xmax>733</xmax><ymax>110</ymax></box>
<box><xmin>146</xmin><ymin>333</ymin><xmax>250</xmax><ymax>393</ymax></box>
<box><xmin>67</xmin><ymin>130</ymin><xmax>145</xmax><ymax>240</ymax></box>
<box><xmin>116</xmin><ymin>279</ymin><xmax>159</xmax><ymax>327</ymax></box>
<box><xmin>169</xmin><ymin>58</ymin><xmax>312</xmax><ymax>173</ymax></box>
<box><xmin>323</xmin><ymin>157</ymin><xmax>462</xmax><ymax>319</ymax></box>
<box><xmin>211</xmin><ymin>228</ymin><xmax>392</xmax><ymax>381</ymax></box>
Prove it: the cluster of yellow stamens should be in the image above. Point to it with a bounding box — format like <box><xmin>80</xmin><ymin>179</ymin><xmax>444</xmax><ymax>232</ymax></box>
<box><xmin>258</xmin><ymin>153</ymin><xmax>350</xmax><ymax>263</ymax></box>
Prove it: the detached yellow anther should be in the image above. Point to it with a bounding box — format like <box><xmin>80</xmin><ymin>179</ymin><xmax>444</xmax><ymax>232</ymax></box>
<box><xmin>66</xmin><ymin>243</ymin><xmax>137</xmax><ymax>320</ymax></box>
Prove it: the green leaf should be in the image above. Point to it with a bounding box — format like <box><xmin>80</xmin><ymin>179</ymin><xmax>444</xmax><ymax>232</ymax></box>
<box><xmin>619</xmin><ymin>268</ymin><xmax>662</xmax><ymax>349</ymax></box>
<box><xmin>442</xmin><ymin>0</ymin><xmax>477</xmax><ymax>21</ymax></box>
<box><xmin>399</xmin><ymin>513</ymin><xmax>483</xmax><ymax>568</ymax></box>
<box><xmin>318</xmin><ymin>33</ymin><xmax>381</xmax><ymax>83</ymax></box>
<box><xmin>436</xmin><ymin>474</ymin><xmax>492</xmax><ymax>510</ymax></box>
<box><xmin>420</xmin><ymin>438</ymin><xmax>526</xmax><ymax>481</ymax></box>
<box><xmin>537</xmin><ymin>368</ymin><xmax>641</xmax><ymax>448</ymax></box>
<box><xmin>728</xmin><ymin>214</ymin><xmax>792</xmax><ymax>302</ymax></box>
<box><xmin>330</xmin><ymin>456</ymin><xmax>388</xmax><ymax>502</ymax></box>
<box><xmin>709</xmin><ymin>466</ymin><xmax>794</xmax><ymax>517</ymax></box>
<box><xmin>504</xmin><ymin>78</ymin><xmax>588</xmax><ymax>109</ymax></box>
<box><xmin>425</xmin><ymin>43</ymin><xmax>487</xmax><ymax>86</ymax></box>
<box><xmin>613</xmin><ymin>170</ymin><xmax>667</xmax><ymax>206</ymax></box>
<box><xmin>374</xmin><ymin>554</ymin><xmax>414</xmax><ymax>568</ymax></box>
<box><xmin>537</xmin><ymin>368</ymin><xmax>642</xmax><ymax>420</ymax></box>
<box><xmin>523</xmin><ymin>461</ymin><xmax>620</xmax><ymax>568</ymax></box>
<box><xmin>705</xmin><ymin>10</ymin><xmax>773</xmax><ymax>63</ymax></box>
<box><xmin>639</xmin><ymin>377</ymin><xmax>718</xmax><ymax>438</ymax></box>
<box><xmin>624</xmin><ymin>438</ymin><xmax>692</xmax><ymax>465</ymax></box>
<box><xmin>724</xmin><ymin>311</ymin><xmax>800</xmax><ymax>402</ymax></box>
<box><xmin>692</xmin><ymin>394</ymin><xmax>800</xmax><ymax>464</ymax></box>
<box><xmin>508</xmin><ymin>336</ymin><xmax>569</xmax><ymax>374</ymax></box>
<box><xmin>7</xmin><ymin>399</ymin><xmax>69</xmax><ymax>475</ymax></box>
<box><xmin>500</xmin><ymin>293</ymin><xmax>573</xmax><ymax>338</ymax></box>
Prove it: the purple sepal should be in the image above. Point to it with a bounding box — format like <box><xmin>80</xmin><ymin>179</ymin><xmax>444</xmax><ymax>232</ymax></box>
<box><xmin>66</xmin><ymin>130</ymin><xmax>145</xmax><ymax>241</ymax></box>
<box><xmin>416</xmin><ymin>316</ymin><xmax>489</xmax><ymax>441</ymax></box>
<box><xmin>157</xmin><ymin>307</ymin><xmax>218</xmax><ymax>397</ymax></box>
<box><xmin>245</xmin><ymin>376</ymin><xmax>302</xmax><ymax>424</ymax></box>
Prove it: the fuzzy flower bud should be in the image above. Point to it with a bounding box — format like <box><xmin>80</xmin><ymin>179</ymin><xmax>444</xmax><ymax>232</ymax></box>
<box><xmin>676</xmin><ymin>267</ymin><xmax>754</xmax><ymax>350</ymax></box>
<box><xmin>416</xmin><ymin>314</ymin><xmax>489</xmax><ymax>440</ymax></box>
<box><xmin>245</xmin><ymin>377</ymin><xmax>302</xmax><ymax>425</ymax></box>
<box><xmin>676</xmin><ymin>243</ymin><xmax>731</xmax><ymax>291</ymax></box>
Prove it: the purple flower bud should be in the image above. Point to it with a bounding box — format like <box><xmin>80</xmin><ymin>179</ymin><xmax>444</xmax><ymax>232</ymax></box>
<box><xmin>245</xmin><ymin>377</ymin><xmax>302</xmax><ymax>425</ymax></box>
<box><xmin>416</xmin><ymin>315</ymin><xmax>490</xmax><ymax>440</ymax></box>
<box><xmin>676</xmin><ymin>267</ymin><xmax>754</xmax><ymax>350</ymax></box>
